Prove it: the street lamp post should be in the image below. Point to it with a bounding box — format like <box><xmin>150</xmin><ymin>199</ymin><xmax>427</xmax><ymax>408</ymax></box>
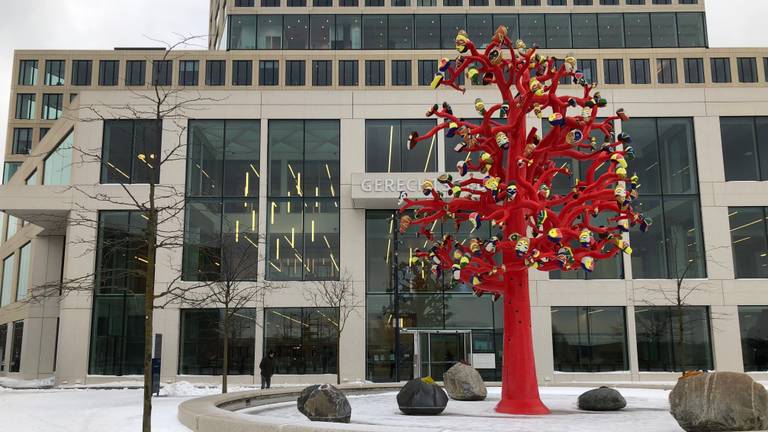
<box><xmin>392</xmin><ymin>209</ymin><xmax>401</xmax><ymax>382</ymax></box>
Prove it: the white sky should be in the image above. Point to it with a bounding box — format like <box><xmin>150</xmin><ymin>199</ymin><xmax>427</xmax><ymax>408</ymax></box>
<box><xmin>0</xmin><ymin>0</ymin><xmax>767</xmax><ymax>168</ymax></box>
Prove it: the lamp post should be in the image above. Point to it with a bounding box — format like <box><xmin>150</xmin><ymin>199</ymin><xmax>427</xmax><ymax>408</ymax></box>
<box><xmin>391</xmin><ymin>209</ymin><xmax>401</xmax><ymax>382</ymax></box>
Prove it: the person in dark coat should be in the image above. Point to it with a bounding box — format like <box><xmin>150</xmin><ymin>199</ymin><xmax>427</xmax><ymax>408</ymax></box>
<box><xmin>259</xmin><ymin>351</ymin><xmax>276</xmax><ymax>389</ymax></box>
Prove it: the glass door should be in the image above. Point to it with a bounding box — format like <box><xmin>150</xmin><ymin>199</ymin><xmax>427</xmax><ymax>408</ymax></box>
<box><xmin>410</xmin><ymin>331</ymin><xmax>471</xmax><ymax>381</ymax></box>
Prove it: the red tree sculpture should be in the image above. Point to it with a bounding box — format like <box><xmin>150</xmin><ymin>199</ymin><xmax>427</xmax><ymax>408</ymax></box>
<box><xmin>398</xmin><ymin>27</ymin><xmax>649</xmax><ymax>414</ymax></box>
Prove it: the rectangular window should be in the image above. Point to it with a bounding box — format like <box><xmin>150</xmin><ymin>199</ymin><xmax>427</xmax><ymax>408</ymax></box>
<box><xmin>391</xmin><ymin>60</ymin><xmax>412</xmax><ymax>86</ymax></box>
<box><xmin>5</xmin><ymin>214</ymin><xmax>19</xmax><ymax>239</ymax></box>
<box><xmin>711</xmin><ymin>57</ymin><xmax>732</xmax><ymax>83</ymax></box>
<box><xmin>99</xmin><ymin>60</ymin><xmax>119</xmax><ymax>86</ymax></box>
<box><xmin>179</xmin><ymin>60</ymin><xmax>199</xmax><ymax>86</ymax></box>
<box><xmin>288</xmin><ymin>0</ymin><xmax>306</xmax><ymax>4</ymax></box>
<box><xmin>737</xmin><ymin>57</ymin><xmax>758</xmax><ymax>83</ymax></box>
<box><xmin>0</xmin><ymin>324</ymin><xmax>6</xmax><ymax>371</ymax></box>
<box><xmin>550</xmin><ymin>0</ymin><xmax>568</xmax><ymax>5</ymax></box>
<box><xmin>12</xmin><ymin>128</ymin><xmax>33</xmax><ymax>155</ymax></box>
<box><xmin>1</xmin><ymin>255</ymin><xmax>14</xmax><ymax>307</ymax></box>
<box><xmin>366</xmin><ymin>119</ymin><xmax>437</xmax><ymax>173</ymax></box>
<box><xmin>18</xmin><ymin>60</ymin><xmax>38</xmax><ymax>86</ymax></box>
<box><xmin>630</xmin><ymin>59</ymin><xmax>651</xmax><ymax>84</ymax></box>
<box><xmin>283</xmin><ymin>15</ymin><xmax>309</xmax><ymax>50</ymax></box>
<box><xmin>728</xmin><ymin>207</ymin><xmax>768</xmax><ymax>278</ymax></box>
<box><xmin>444</xmin><ymin>0</ymin><xmax>463</xmax><ymax>5</ymax></box>
<box><xmin>652</xmin><ymin>0</ymin><xmax>671</xmax><ymax>3</ymax></box>
<box><xmin>184</xmin><ymin>120</ymin><xmax>261</xmax><ymax>281</ymax></box>
<box><xmin>340</xmin><ymin>0</ymin><xmax>358</xmax><ymax>5</ymax></box>
<box><xmin>312</xmin><ymin>60</ymin><xmax>332</xmax><ymax>86</ymax></box>
<box><xmin>470</xmin><ymin>0</ymin><xmax>489</xmax><ymax>5</ymax></box>
<box><xmin>232</xmin><ymin>60</ymin><xmax>253</xmax><ymax>86</ymax></box>
<box><xmin>44</xmin><ymin>60</ymin><xmax>65</xmax><ymax>86</ymax></box>
<box><xmin>236</xmin><ymin>0</ymin><xmax>255</xmax><ymax>5</ymax></box>
<box><xmin>495</xmin><ymin>0</ymin><xmax>514</xmax><ymax>4</ymax></box>
<box><xmin>43</xmin><ymin>131</ymin><xmax>74</xmax><ymax>185</ymax></box>
<box><xmin>362</xmin><ymin>15</ymin><xmax>387</xmax><ymax>49</ymax></box>
<box><xmin>152</xmin><ymin>60</ymin><xmax>172</xmax><ymax>86</ymax></box>
<box><xmin>521</xmin><ymin>0</ymin><xmax>540</xmax><ymax>4</ymax></box>
<box><xmin>720</xmin><ymin>117</ymin><xmax>768</xmax><ymax>182</ymax></box>
<box><xmin>3</xmin><ymin>163</ymin><xmax>21</xmax><ymax>185</ymax></box>
<box><xmin>15</xmin><ymin>93</ymin><xmax>35</xmax><ymax>120</ymax></box>
<box><xmin>334</xmin><ymin>15</ymin><xmax>362</xmax><ymax>49</ymax></box>
<box><xmin>338</xmin><ymin>60</ymin><xmax>358</xmax><ymax>86</ymax></box>
<box><xmin>229</xmin><ymin>15</ymin><xmax>257</xmax><ymax>49</ymax></box>
<box><xmin>657</xmin><ymin>58</ymin><xmax>678</xmax><ymax>84</ymax></box>
<box><xmin>9</xmin><ymin>321</ymin><xmax>23</xmax><ymax>373</ymax></box>
<box><xmin>262</xmin><ymin>0</ymin><xmax>279</xmax><ymax>5</ymax></box>
<box><xmin>636</xmin><ymin>306</ymin><xmax>713</xmax><ymax>372</ymax></box>
<box><xmin>125</xmin><ymin>60</ymin><xmax>146</xmax><ymax>86</ymax></box>
<box><xmin>314</xmin><ymin>0</ymin><xmax>331</xmax><ymax>5</ymax></box>
<box><xmin>603</xmin><ymin>59</ymin><xmax>624</xmax><ymax>84</ymax></box>
<box><xmin>599</xmin><ymin>0</ymin><xmax>618</xmax><ymax>4</ymax></box>
<box><xmin>258</xmin><ymin>15</ymin><xmax>283</xmax><ymax>49</ymax></box>
<box><xmin>418</xmin><ymin>60</ymin><xmax>437</xmax><ymax>86</ymax></box>
<box><xmin>365</xmin><ymin>60</ymin><xmax>385</xmax><ymax>86</ymax></box>
<box><xmin>624</xmin><ymin>13</ymin><xmax>651</xmax><ymax>48</ymax></box>
<box><xmin>205</xmin><ymin>60</ymin><xmax>226</xmax><ymax>86</ymax></box>
<box><xmin>551</xmin><ymin>307</ymin><xmax>628</xmax><ymax>372</ymax></box>
<box><xmin>739</xmin><ymin>306</ymin><xmax>768</xmax><ymax>371</ymax></box>
<box><xmin>71</xmin><ymin>60</ymin><xmax>92</xmax><ymax>86</ymax></box>
<box><xmin>626</xmin><ymin>0</ymin><xmax>645</xmax><ymax>4</ymax></box>
<box><xmin>41</xmin><ymin>93</ymin><xmax>63</xmax><ymax>120</ymax></box>
<box><xmin>266</xmin><ymin>120</ymin><xmax>340</xmax><ymax>281</ymax></box>
<box><xmin>597</xmin><ymin>13</ymin><xmax>624</xmax><ymax>48</ymax></box>
<box><xmin>393</xmin><ymin>0</ymin><xmax>411</xmax><ymax>6</ymax></box>
<box><xmin>571</xmin><ymin>16</ymin><xmax>598</xmax><ymax>50</ymax></box>
<box><xmin>286</xmin><ymin>60</ymin><xmax>306</xmax><ymax>86</ymax></box>
<box><xmin>259</xmin><ymin>60</ymin><xmax>279</xmax><ymax>86</ymax></box>
<box><xmin>264</xmin><ymin>307</ymin><xmax>339</xmax><ymax>374</ymax></box>
<box><xmin>683</xmin><ymin>58</ymin><xmax>704</xmax><ymax>84</ymax></box>
<box><xmin>415</xmin><ymin>15</ymin><xmax>441</xmax><ymax>49</ymax></box>
<box><xmin>16</xmin><ymin>243</ymin><xmax>30</xmax><ymax>301</ymax></box>
<box><xmin>546</xmin><ymin>14</ymin><xmax>572</xmax><ymax>49</ymax></box>
<box><xmin>179</xmin><ymin>309</ymin><xmax>256</xmax><ymax>375</ymax></box>
<box><xmin>101</xmin><ymin>120</ymin><xmax>162</xmax><ymax>184</ymax></box>
<box><xmin>310</xmin><ymin>15</ymin><xmax>334</xmax><ymax>49</ymax></box>
<box><xmin>366</xmin><ymin>0</ymin><xmax>384</xmax><ymax>5</ymax></box>
<box><xmin>519</xmin><ymin>14</ymin><xmax>545</xmax><ymax>48</ymax></box>
<box><xmin>388</xmin><ymin>15</ymin><xmax>414</xmax><ymax>49</ymax></box>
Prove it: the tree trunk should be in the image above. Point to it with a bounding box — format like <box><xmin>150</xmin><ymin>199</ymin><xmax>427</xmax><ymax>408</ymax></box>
<box><xmin>222</xmin><ymin>312</ymin><xmax>229</xmax><ymax>394</ymax></box>
<box><xmin>142</xmin><ymin>217</ymin><xmax>157</xmax><ymax>432</ymax></box>
<box><xmin>495</xmin><ymin>268</ymin><xmax>549</xmax><ymax>415</ymax></box>
<box><xmin>336</xmin><ymin>332</ymin><xmax>341</xmax><ymax>385</ymax></box>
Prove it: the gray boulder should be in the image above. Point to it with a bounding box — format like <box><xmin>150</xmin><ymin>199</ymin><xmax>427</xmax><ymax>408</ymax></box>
<box><xmin>397</xmin><ymin>378</ymin><xmax>449</xmax><ymax>415</ymax></box>
<box><xmin>297</xmin><ymin>384</ymin><xmax>352</xmax><ymax>423</ymax></box>
<box><xmin>577</xmin><ymin>386</ymin><xmax>626</xmax><ymax>411</ymax></box>
<box><xmin>443</xmin><ymin>362</ymin><xmax>487</xmax><ymax>401</ymax></box>
<box><xmin>669</xmin><ymin>371</ymin><xmax>768</xmax><ymax>432</ymax></box>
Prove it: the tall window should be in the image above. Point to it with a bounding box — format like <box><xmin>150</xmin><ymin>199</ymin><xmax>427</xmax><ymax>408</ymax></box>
<box><xmin>179</xmin><ymin>309</ymin><xmax>256</xmax><ymax>374</ymax></box>
<box><xmin>15</xmin><ymin>94</ymin><xmax>35</xmax><ymax>120</ymax></box>
<box><xmin>366</xmin><ymin>0</ymin><xmax>384</xmax><ymax>4</ymax></box>
<box><xmin>18</xmin><ymin>60</ymin><xmax>38</xmax><ymax>86</ymax></box>
<box><xmin>101</xmin><ymin>120</ymin><xmax>162</xmax><ymax>184</ymax></box>
<box><xmin>635</xmin><ymin>306</ymin><xmax>713</xmax><ymax>372</ymax></box>
<box><xmin>152</xmin><ymin>60</ymin><xmax>172</xmax><ymax>86</ymax></box>
<box><xmin>16</xmin><ymin>243</ymin><xmax>30</xmax><ymax>301</ymax></box>
<box><xmin>720</xmin><ymin>117</ymin><xmax>768</xmax><ymax>181</ymax></box>
<box><xmin>1</xmin><ymin>255</ymin><xmax>14</xmax><ymax>307</ymax></box>
<box><xmin>392</xmin><ymin>60</ymin><xmax>412</xmax><ymax>86</ymax></box>
<box><xmin>125</xmin><ymin>60</ymin><xmax>146</xmax><ymax>86</ymax></box>
<box><xmin>603</xmin><ymin>59</ymin><xmax>624</xmax><ymax>84</ymax></box>
<box><xmin>99</xmin><ymin>60</ymin><xmax>119</xmax><ymax>86</ymax></box>
<box><xmin>236</xmin><ymin>0</ymin><xmax>255</xmax><ymax>5</ymax></box>
<box><xmin>657</xmin><ymin>58</ymin><xmax>678</xmax><ymax>84</ymax></box>
<box><xmin>232</xmin><ymin>60</ymin><xmax>253</xmax><ymax>86</ymax></box>
<box><xmin>10</xmin><ymin>321</ymin><xmax>23</xmax><ymax>373</ymax></box>
<box><xmin>312</xmin><ymin>60</ymin><xmax>332</xmax><ymax>86</ymax></box>
<box><xmin>44</xmin><ymin>60</ymin><xmax>65</xmax><ymax>86</ymax></box>
<box><xmin>12</xmin><ymin>128</ymin><xmax>32</xmax><ymax>155</ymax></box>
<box><xmin>43</xmin><ymin>131</ymin><xmax>73</xmax><ymax>185</ymax></box>
<box><xmin>683</xmin><ymin>58</ymin><xmax>704</xmax><ymax>84</ymax></box>
<box><xmin>179</xmin><ymin>60</ymin><xmax>199</xmax><ymax>86</ymax></box>
<box><xmin>3</xmin><ymin>163</ymin><xmax>21</xmax><ymax>185</ymax></box>
<box><xmin>266</xmin><ymin>120</ymin><xmax>340</xmax><ymax>281</ymax></box>
<box><xmin>259</xmin><ymin>60</ymin><xmax>279</xmax><ymax>86</ymax></box>
<box><xmin>41</xmin><ymin>93</ymin><xmax>63</xmax><ymax>120</ymax></box>
<box><xmin>624</xmin><ymin>118</ymin><xmax>704</xmax><ymax>279</ymax></box>
<box><xmin>286</xmin><ymin>60</ymin><xmax>306</xmax><ymax>86</ymax></box>
<box><xmin>711</xmin><ymin>57</ymin><xmax>732</xmax><ymax>83</ymax></box>
<box><xmin>205</xmin><ymin>60</ymin><xmax>226</xmax><ymax>86</ymax></box>
<box><xmin>728</xmin><ymin>207</ymin><xmax>768</xmax><ymax>278</ymax></box>
<box><xmin>630</xmin><ymin>58</ymin><xmax>651</xmax><ymax>84</ymax></box>
<box><xmin>340</xmin><ymin>0</ymin><xmax>358</xmax><ymax>5</ymax></box>
<box><xmin>365</xmin><ymin>60</ymin><xmax>385</xmax><ymax>86</ymax></box>
<box><xmin>0</xmin><ymin>324</ymin><xmax>6</xmax><ymax>371</ymax></box>
<box><xmin>418</xmin><ymin>60</ymin><xmax>437</xmax><ymax>86</ymax></box>
<box><xmin>551</xmin><ymin>306</ymin><xmax>627</xmax><ymax>372</ymax></box>
<box><xmin>338</xmin><ymin>60</ymin><xmax>358</xmax><ymax>86</ymax></box>
<box><xmin>577</xmin><ymin>59</ymin><xmax>598</xmax><ymax>83</ymax></box>
<box><xmin>264</xmin><ymin>307</ymin><xmax>339</xmax><ymax>374</ymax></box>
<box><xmin>183</xmin><ymin>120</ymin><xmax>261</xmax><ymax>281</ymax></box>
<box><xmin>366</xmin><ymin>120</ymin><xmax>437</xmax><ymax>173</ymax></box>
<box><xmin>737</xmin><ymin>57</ymin><xmax>758</xmax><ymax>83</ymax></box>
<box><xmin>71</xmin><ymin>60</ymin><xmax>92</xmax><ymax>86</ymax></box>
<box><xmin>739</xmin><ymin>306</ymin><xmax>768</xmax><ymax>372</ymax></box>
<box><xmin>495</xmin><ymin>0</ymin><xmax>513</xmax><ymax>4</ymax></box>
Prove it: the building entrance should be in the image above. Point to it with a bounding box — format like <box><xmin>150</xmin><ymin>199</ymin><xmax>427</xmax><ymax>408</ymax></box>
<box><xmin>402</xmin><ymin>330</ymin><xmax>472</xmax><ymax>381</ymax></box>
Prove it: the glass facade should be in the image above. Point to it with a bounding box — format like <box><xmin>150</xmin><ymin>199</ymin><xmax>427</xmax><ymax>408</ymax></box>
<box><xmin>10</xmin><ymin>321</ymin><xmax>23</xmax><ymax>373</ymax></box>
<box><xmin>0</xmin><ymin>324</ymin><xmax>6</xmax><ymax>371</ymax></box>
<box><xmin>101</xmin><ymin>120</ymin><xmax>162</xmax><ymax>184</ymax></box>
<box><xmin>179</xmin><ymin>308</ymin><xmax>256</xmax><ymax>375</ymax></box>
<box><xmin>3</xmin><ymin>162</ymin><xmax>21</xmax><ymax>185</ymax></box>
<box><xmin>720</xmin><ymin>117</ymin><xmax>768</xmax><ymax>182</ymax></box>
<box><xmin>264</xmin><ymin>307</ymin><xmax>339</xmax><ymax>374</ymax></box>
<box><xmin>728</xmin><ymin>207</ymin><xmax>768</xmax><ymax>278</ymax></box>
<box><xmin>636</xmin><ymin>306</ymin><xmax>713</xmax><ymax>371</ymax></box>
<box><xmin>15</xmin><ymin>242</ymin><xmax>30</xmax><ymax>301</ymax></box>
<box><xmin>43</xmin><ymin>131</ymin><xmax>73</xmax><ymax>185</ymax></box>
<box><xmin>1</xmin><ymin>255</ymin><xmax>13</xmax><ymax>307</ymax></box>
<box><xmin>366</xmin><ymin>119</ymin><xmax>437</xmax><ymax>173</ymax></box>
<box><xmin>551</xmin><ymin>306</ymin><xmax>628</xmax><ymax>372</ymax></box>
<box><xmin>739</xmin><ymin>306</ymin><xmax>768</xmax><ymax>372</ymax></box>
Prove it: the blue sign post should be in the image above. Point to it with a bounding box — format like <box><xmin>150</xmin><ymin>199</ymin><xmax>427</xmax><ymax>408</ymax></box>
<box><xmin>151</xmin><ymin>358</ymin><xmax>161</xmax><ymax>396</ymax></box>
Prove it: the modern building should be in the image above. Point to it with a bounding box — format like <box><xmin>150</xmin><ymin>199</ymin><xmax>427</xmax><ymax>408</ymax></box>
<box><xmin>1</xmin><ymin>0</ymin><xmax>767</xmax><ymax>388</ymax></box>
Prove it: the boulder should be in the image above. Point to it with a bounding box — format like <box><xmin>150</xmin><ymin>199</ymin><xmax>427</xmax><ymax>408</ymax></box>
<box><xmin>397</xmin><ymin>378</ymin><xmax>449</xmax><ymax>415</ymax></box>
<box><xmin>669</xmin><ymin>371</ymin><xmax>768</xmax><ymax>432</ymax></box>
<box><xmin>297</xmin><ymin>384</ymin><xmax>352</xmax><ymax>423</ymax></box>
<box><xmin>443</xmin><ymin>363</ymin><xmax>487</xmax><ymax>401</ymax></box>
<box><xmin>577</xmin><ymin>386</ymin><xmax>626</xmax><ymax>411</ymax></box>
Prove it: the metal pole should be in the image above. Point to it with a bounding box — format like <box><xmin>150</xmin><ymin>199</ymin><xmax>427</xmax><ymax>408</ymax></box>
<box><xmin>392</xmin><ymin>210</ymin><xmax>400</xmax><ymax>382</ymax></box>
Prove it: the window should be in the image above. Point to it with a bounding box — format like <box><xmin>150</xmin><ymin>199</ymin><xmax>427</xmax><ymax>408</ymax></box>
<box><xmin>651</xmin><ymin>13</ymin><xmax>677</xmax><ymax>48</ymax></box>
<box><xmin>232</xmin><ymin>60</ymin><xmax>253</xmax><ymax>86</ymax></box>
<box><xmin>183</xmin><ymin>120</ymin><xmax>261</xmax><ymax>281</ymax></box>
<box><xmin>179</xmin><ymin>60</ymin><xmax>199</xmax><ymax>86</ymax></box>
<box><xmin>40</xmin><ymin>128</ymin><xmax>50</xmax><ymax>140</ymax></box>
<box><xmin>624</xmin><ymin>13</ymin><xmax>651</xmax><ymax>48</ymax></box>
<box><xmin>152</xmin><ymin>60</ymin><xmax>172</xmax><ymax>86</ymax></box>
<box><xmin>652</xmin><ymin>0</ymin><xmax>671</xmax><ymax>3</ymax></box>
<box><xmin>679</xmin><ymin>0</ymin><xmax>697</xmax><ymax>3</ymax></box>
<box><xmin>43</xmin><ymin>131</ymin><xmax>73</xmax><ymax>185</ymax></box>
<box><xmin>266</xmin><ymin>120</ymin><xmax>340</xmax><ymax>281</ymax></box>
<box><xmin>312</xmin><ymin>60</ymin><xmax>332</xmax><ymax>86</ymax></box>
<box><xmin>263</xmin><ymin>0</ymin><xmax>279</xmax><ymax>5</ymax></box>
<box><xmin>626</xmin><ymin>0</ymin><xmax>645</xmax><ymax>4</ymax></box>
<box><xmin>392</xmin><ymin>60</ymin><xmax>412</xmax><ymax>86</ymax></box>
<box><xmin>630</xmin><ymin>59</ymin><xmax>650</xmax><ymax>84</ymax></box>
<box><xmin>284</xmin><ymin>15</ymin><xmax>309</xmax><ymax>50</ymax></box>
<box><xmin>418</xmin><ymin>60</ymin><xmax>437</xmax><ymax>86</ymax></box>
<box><xmin>365</xmin><ymin>60</ymin><xmax>385</xmax><ymax>86</ymax></box>
<box><xmin>258</xmin><ymin>15</ymin><xmax>283</xmax><ymax>49</ymax></box>
<box><xmin>519</xmin><ymin>14</ymin><xmax>545</xmax><ymax>48</ymax></box>
<box><xmin>264</xmin><ymin>307</ymin><xmax>339</xmax><ymax>374</ymax></box>
<box><xmin>577</xmin><ymin>59</ymin><xmax>598</xmax><ymax>83</ymax></box>
<box><xmin>362</xmin><ymin>15</ymin><xmax>387</xmax><ymax>49</ymax></box>
<box><xmin>737</xmin><ymin>57</ymin><xmax>758</xmax><ymax>83</ymax></box>
<box><xmin>314</xmin><ymin>0</ymin><xmax>331</xmax><ymax>5</ymax></box>
<box><xmin>495</xmin><ymin>0</ymin><xmax>513</xmax><ymax>4</ymax></box>
<box><xmin>236</xmin><ymin>0</ymin><xmax>255</xmax><ymax>5</ymax></box>
<box><xmin>366</xmin><ymin>119</ymin><xmax>437</xmax><ymax>173</ymax></box>
<box><xmin>16</xmin><ymin>243</ymin><xmax>30</xmax><ymax>301</ymax></box>
<box><xmin>415</xmin><ymin>15</ymin><xmax>441</xmax><ymax>49</ymax></box>
<box><xmin>764</xmin><ymin>58</ymin><xmax>768</xmax><ymax>82</ymax></box>
<box><xmin>334</xmin><ymin>15</ymin><xmax>362</xmax><ymax>49</ymax></box>
<box><xmin>444</xmin><ymin>0</ymin><xmax>462</xmax><ymax>5</ymax></box>
<box><xmin>101</xmin><ymin>120</ymin><xmax>162</xmax><ymax>184</ymax></box>
<box><xmin>206</xmin><ymin>60</ymin><xmax>226</xmax><ymax>86</ymax></box>
<box><xmin>389</xmin><ymin>15</ymin><xmax>414</xmax><ymax>49</ymax></box>
<box><xmin>720</xmin><ymin>117</ymin><xmax>768</xmax><ymax>182</ymax></box>
<box><xmin>635</xmin><ymin>306</ymin><xmax>713</xmax><ymax>372</ymax></box>
<box><xmin>0</xmin><ymin>324</ymin><xmax>6</xmax><ymax>371</ymax></box>
<box><xmin>41</xmin><ymin>93</ymin><xmax>63</xmax><ymax>120</ymax></box>
<box><xmin>339</xmin><ymin>60</ymin><xmax>358</xmax><ymax>86</ymax></box>
<box><xmin>624</xmin><ymin>118</ymin><xmax>704</xmax><ymax>279</ymax></box>
<box><xmin>125</xmin><ymin>60</ymin><xmax>146</xmax><ymax>86</ymax></box>
<box><xmin>89</xmin><ymin>211</ymin><xmax>147</xmax><ymax>375</ymax></box>
<box><xmin>603</xmin><ymin>59</ymin><xmax>624</xmax><ymax>84</ymax></box>
<box><xmin>366</xmin><ymin>0</ymin><xmax>384</xmax><ymax>5</ymax></box>
<box><xmin>467</xmin><ymin>15</ymin><xmax>492</xmax><ymax>48</ymax></box>
<box><xmin>3</xmin><ymin>163</ymin><xmax>21</xmax><ymax>185</ymax></box>
<box><xmin>739</xmin><ymin>306</ymin><xmax>768</xmax><ymax>371</ymax></box>
<box><xmin>711</xmin><ymin>57</ymin><xmax>732</xmax><ymax>83</ymax></box>
<box><xmin>599</xmin><ymin>0</ymin><xmax>618</xmax><ymax>3</ymax></box>
<box><xmin>551</xmin><ymin>307</ymin><xmax>627</xmax><ymax>372</ymax></box>
<box><xmin>71</xmin><ymin>60</ymin><xmax>92</xmax><ymax>86</ymax></box>
<box><xmin>179</xmin><ymin>309</ymin><xmax>256</xmax><ymax>374</ymax></box>
<box><xmin>286</xmin><ymin>60</ymin><xmax>306</xmax><ymax>86</ymax></box>
<box><xmin>683</xmin><ymin>58</ymin><xmax>704</xmax><ymax>84</ymax></box>
<box><xmin>99</xmin><ymin>60</ymin><xmax>119</xmax><ymax>86</ymax></box>
<box><xmin>229</xmin><ymin>15</ymin><xmax>257</xmax><ymax>49</ymax></box>
<box><xmin>44</xmin><ymin>60</ymin><xmax>65</xmax><ymax>86</ymax></box>
<box><xmin>259</xmin><ymin>60</ymin><xmax>279</xmax><ymax>86</ymax></box>
<box><xmin>545</xmin><ymin>14</ymin><xmax>572</xmax><ymax>49</ymax></box>
<box><xmin>521</xmin><ymin>0</ymin><xmax>540</xmax><ymax>4</ymax></box>
<box><xmin>471</xmin><ymin>0</ymin><xmax>489</xmax><ymax>4</ymax></box>
<box><xmin>340</xmin><ymin>0</ymin><xmax>358</xmax><ymax>5</ymax></box>
<box><xmin>288</xmin><ymin>0</ymin><xmax>306</xmax><ymax>4</ymax></box>
<box><xmin>310</xmin><ymin>15</ymin><xmax>334</xmax><ymax>49</ymax></box>
<box><xmin>5</xmin><ymin>214</ymin><xmax>19</xmax><ymax>240</ymax></box>
<box><xmin>728</xmin><ymin>207</ymin><xmax>768</xmax><ymax>278</ymax></box>
<box><xmin>1</xmin><ymin>255</ymin><xmax>13</xmax><ymax>307</ymax></box>
<box><xmin>18</xmin><ymin>60</ymin><xmax>38</xmax><ymax>86</ymax></box>
<box><xmin>9</xmin><ymin>321</ymin><xmax>23</xmax><ymax>373</ymax></box>
<box><xmin>15</xmin><ymin>94</ymin><xmax>35</xmax><ymax>119</ymax></box>
<box><xmin>550</xmin><ymin>0</ymin><xmax>568</xmax><ymax>4</ymax></box>
<box><xmin>12</xmin><ymin>128</ymin><xmax>33</xmax><ymax>155</ymax></box>
<box><xmin>657</xmin><ymin>58</ymin><xmax>678</xmax><ymax>84</ymax></box>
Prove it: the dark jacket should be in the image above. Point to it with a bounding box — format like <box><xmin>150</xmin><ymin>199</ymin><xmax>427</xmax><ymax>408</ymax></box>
<box><xmin>259</xmin><ymin>355</ymin><xmax>275</xmax><ymax>376</ymax></box>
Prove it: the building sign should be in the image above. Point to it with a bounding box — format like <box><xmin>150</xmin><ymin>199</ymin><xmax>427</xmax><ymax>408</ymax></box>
<box><xmin>472</xmin><ymin>353</ymin><xmax>496</xmax><ymax>369</ymax></box>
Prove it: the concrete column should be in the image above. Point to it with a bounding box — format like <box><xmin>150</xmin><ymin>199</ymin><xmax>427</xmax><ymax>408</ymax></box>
<box><xmin>711</xmin><ymin>305</ymin><xmax>744</xmax><ymax>372</ymax></box>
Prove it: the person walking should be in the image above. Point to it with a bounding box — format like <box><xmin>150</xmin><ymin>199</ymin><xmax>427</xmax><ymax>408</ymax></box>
<box><xmin>259</xmin><ymin>351</ymin><xmax>276</xmax><ymax>389</ymax></box>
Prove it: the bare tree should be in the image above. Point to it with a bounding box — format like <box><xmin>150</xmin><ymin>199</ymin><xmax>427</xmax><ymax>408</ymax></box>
<box><xmin>303</xmin><ymin>271</ymin><xmax>360</xmax><ymax>385</ymax></box>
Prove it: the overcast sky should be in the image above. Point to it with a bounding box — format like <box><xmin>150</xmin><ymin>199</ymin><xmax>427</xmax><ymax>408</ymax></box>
<box><xmin>0</xmin><ymin>0</ymin><xmax>767</xmax><ymax>167</ymax></box>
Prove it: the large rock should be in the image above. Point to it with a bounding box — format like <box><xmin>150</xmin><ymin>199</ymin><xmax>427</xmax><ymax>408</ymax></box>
<box><xmin>443</xmin><ymin>363</ymin><xmax>487</xmax><ymax>401</ymax></box>
<box><xmin>577</xmin><ymin>386</ymin><xmax>626</xmax><ymax>411</ymax></box>
<box><xmin>297</xmin><ymin>384</ymin><xmax>352</xmax><ymax>423</ymax></box>
<box><xmin>669</xmin><ymin>372</ymin><xmax>768</xmax><ymax>432</ymax></box>
<box><xmin>397</xmin><ymin>378</ymin><xmax>449</xmax><ymax>415</ymax></box>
